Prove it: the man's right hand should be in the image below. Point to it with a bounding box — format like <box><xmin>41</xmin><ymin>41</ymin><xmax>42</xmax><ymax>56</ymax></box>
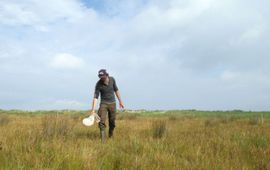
<box><xmin>90</xmin><ymin>110</ymin><xmax>95</xmax><ymax>116</ymax></box>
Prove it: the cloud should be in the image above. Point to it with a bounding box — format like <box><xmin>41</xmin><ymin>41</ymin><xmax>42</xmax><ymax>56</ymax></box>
<box><xmin>0</xmin><ymin>0</ymin><xmax>270</xmax><ymax>111</ymax></box>
<box><xmin>220</xmin><ymin>70</ymin><xmax>240</xmax><ymax>81</ymax></box>
<box><xmin>0</xmin><ymin>0</ymin><xmax>93</xmax><ymax>30</ymax></box>
<box><xmin>53</xmin><ymin>99</ymin><xmax>86</xmax><ymax>108</ymax></box>
<box><xmin>230</xmin><ymin>24</ymin><xmax>265</xmax><ymax>45</ymax></box>
<box><xmin>241</xmin><ymin>25</ymin><xmax>264</xmax><ymax>42</ymax></box>
<box><xmin>50</xmin><ymin>53</ymin><xmax>85</xmax><ymax>70</ymax></box>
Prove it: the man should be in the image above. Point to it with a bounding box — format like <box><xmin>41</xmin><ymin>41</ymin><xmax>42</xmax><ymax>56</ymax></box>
<box><xmin>90</xmin><ymin>69</ymin><xmax>124</xmax><ymax>142</ymax></box>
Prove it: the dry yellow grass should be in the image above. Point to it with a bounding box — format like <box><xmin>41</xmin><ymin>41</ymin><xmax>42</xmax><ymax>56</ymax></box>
<box><xmin>0</xmin><ymin>111</ymin><xmax>270</xmax><ymax>170</ymax></box>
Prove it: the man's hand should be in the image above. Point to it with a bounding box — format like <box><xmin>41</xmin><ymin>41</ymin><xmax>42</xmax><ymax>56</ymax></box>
<box><xmin>115</xmin><ymin>90</ymin><xmax>124</xmax><ymax>109</ymax></box>
<box><xmin>119</xmin><ymin>102</ymin><xmax>124</xmax><ymax>109</ymax></box>
<box><xmin>90</xmin><ymin>98</ymin><xmax>98</xmax><ymax>116</ymax></box>
<box><xmin>90</xmin><ymin>110</ymin><xmax>95</xmax><ymax>116</ymax></box>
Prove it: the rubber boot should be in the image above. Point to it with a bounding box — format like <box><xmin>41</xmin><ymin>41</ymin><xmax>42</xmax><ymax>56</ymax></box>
<box><xmin>109</xmin><ymin>128</ymin><xmax>114</xmax><ymax>138</ymax></box>
<box><xmin>100</xmin><ymin>129</ymin><xmax>106</xmax><ymax>143</ymax></box>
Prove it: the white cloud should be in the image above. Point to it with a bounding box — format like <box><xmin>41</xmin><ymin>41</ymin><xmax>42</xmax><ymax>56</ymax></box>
<box><xmin>130</xmin><ymin>0</ymin><xmax>214</xmax><ymax>34</ymax></box>
<box><xmin>54</xmin><ymin>99</ymin><xmax>85</xmax><ymax>107</ymax></box>
<box><xmin>220</xmin><ymin>70</ymin><xmax>240</xmax><ymax>81</ymax></box>
<box><xmin>1</xmin><ymin>0</ymin><xmax>270</xmax><ymax>110</ymax></box>
<box><xmin>0</xmin><ymin>0</ymin><xmax>91</xmax><ymax>28</ymax></box>
<box><xmin>230</xmin><ymin>24</ymin><xmax>265</xmax><ymax>45</ymax></box>
<box><xmin>240</xmin><ymin>25</ymin><xmax>265</xmax><ymax>42</ymax></box>
<box><xmin>50</xmin><ymin>53</ymin><xmax>85</xmax><ymax>69</ymax></box>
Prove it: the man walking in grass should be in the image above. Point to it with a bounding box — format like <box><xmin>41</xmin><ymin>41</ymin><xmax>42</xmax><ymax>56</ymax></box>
<box><xmin>90</xmin><ymin>69</ymin><xmax>124</xmax><ymax>142</ymax></box>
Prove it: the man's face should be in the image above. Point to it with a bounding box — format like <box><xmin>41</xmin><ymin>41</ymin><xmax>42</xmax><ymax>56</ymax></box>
<box><xmin>100</xmin><ymin>75</ymin><xmax>107</xmax><ymax>82</ymax></box>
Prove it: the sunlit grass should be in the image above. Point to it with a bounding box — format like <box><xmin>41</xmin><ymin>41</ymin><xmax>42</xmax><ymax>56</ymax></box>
<box><xmin>0</xmin><ymin>110</ymin><xmax>269</xmax><ymax>169</ymax></box>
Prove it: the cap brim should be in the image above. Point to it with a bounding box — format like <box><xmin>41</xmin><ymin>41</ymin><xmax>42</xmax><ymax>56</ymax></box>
<box><xmin>98</xmin><ymin>74</ymin><xmax>107</xmax><ymax>78</ymax></box>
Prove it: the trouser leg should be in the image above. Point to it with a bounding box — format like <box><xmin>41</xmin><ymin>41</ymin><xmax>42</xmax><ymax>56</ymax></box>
<box><xmin>98</xmin><ymin>104</ymin><xmax>107</xmax><ymax>142</ymax></box>
<box><xmin>99</xmin><ymin>129</ymin><xmax>106</xmax><ymax>143</ymax></box>
<box><xmin>108</xmin><ymin>103</ymin><xmax>116</xmax><ymax>138</ymax></box>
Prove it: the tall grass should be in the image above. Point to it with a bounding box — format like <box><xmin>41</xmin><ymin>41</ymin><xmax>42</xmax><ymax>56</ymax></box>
<box><xmin>152</xmin><ymin>120</ymin><xmax>167</xmax><ymax>138</ymax></box>
<box><xmin>117</xmin><ymin>112</ymin><xmax>140</xmax><ymax>120</ymax></box>
<box><xmin>249</xmin><ymin>114</ymin><xmax>264</xmax><ymax>125</ymax></box>
<box><xmin>0</xmin><ymin>114</ymin><xmax>10</xmax><ymax>126</ymax></box>
<box><xmin>0</xmin><ymin>110</ymin><xmax>269</xmax><ymax>169</ymax></box>
<box><xmin>41</xmin><ymin>115</ymin><xmax>74</xmax><ymax>139</ymax></box>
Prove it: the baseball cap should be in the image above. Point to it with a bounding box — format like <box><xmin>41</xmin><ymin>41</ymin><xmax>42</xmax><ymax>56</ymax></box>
<box><xmin>98</xmin><ymin>69</ymin><xmax>108</xmax><ymax>78</ymax></box>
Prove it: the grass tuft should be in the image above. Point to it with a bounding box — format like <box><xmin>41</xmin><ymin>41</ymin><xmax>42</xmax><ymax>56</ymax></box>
<box><xmin>0</xmin><ymin>109</ymin><xmax>270</xmax><ymax>169</ymax></box>
<box><xmin>152</xmin><ymin>120</ymin><xmax>167</xmax><ymax>139</ymax></box>
<box><xmin>41</xmin><ymin>115</ymin><xmax>74</xmax><ymax>139</ymax></box>
<box><xmin>0</xmin><ymin>114</ymin><xmax>10</xmax><ymax>126</ymax></box>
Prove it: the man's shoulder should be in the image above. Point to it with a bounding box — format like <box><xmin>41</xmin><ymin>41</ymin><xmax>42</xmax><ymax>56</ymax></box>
<box><xmin>96</xmin><ymin>79</ymin><xmax>102</xmax><ymax>86</ymax></box>
<box><xmin>109</xmin><ymin>76</ymin><xmax>115</xmax><ymax>81</ymax></box>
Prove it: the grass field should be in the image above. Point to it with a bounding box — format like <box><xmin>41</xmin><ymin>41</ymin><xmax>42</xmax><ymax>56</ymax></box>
<box><xmin>0</xmin><ymin>109</ymin><xmax>270</xmax><ymax>170</ymax></box>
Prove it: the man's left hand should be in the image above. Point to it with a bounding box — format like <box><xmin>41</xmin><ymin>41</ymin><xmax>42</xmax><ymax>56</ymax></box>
<box><xmin>119</xmin><ymin>102</ymin><xmax>124</xmax><ymax>109</ymax></box>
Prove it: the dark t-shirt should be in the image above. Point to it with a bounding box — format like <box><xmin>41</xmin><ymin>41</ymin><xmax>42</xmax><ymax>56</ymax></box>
<box><xmin>94</xmin><ymin>76</ymin><xmax>119</xmax><ymax>103</ymax></box>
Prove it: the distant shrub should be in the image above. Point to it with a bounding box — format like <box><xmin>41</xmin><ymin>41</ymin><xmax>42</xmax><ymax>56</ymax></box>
<box><xmin>69</xmin><ymin>114</ymin><xmax>81</xmax><ymax>122</ymax></box>
<box><xmin>152</xmin><ymin>120</ymin><xmax>167</xmax><ymax>139</ymax></box>
<box><xmin>168</xmin><ymin>115</ymin><xmax>177</xmax><ymax>121</ymax></box>
<box><xmin>165</xmin><ymin>112</ymin><xmax>179</xmax><ymax>121</ymax></box>
<box><xmin>41</xmin><ymin>115</ymin><xmax>74</xmax><ymax>139</ymax></box>
<box><xmin>205</xmin><ymin>118</ymin><xmax>220</xmax><ymax>127</ymax></box>
<box><xmin>249</xmin><ymin>115</ymin><xmax>264</xmax><ymax>125</ymax></box>
<box><xmin>117</xmin><ymin>113</ymin><xmax>139</xmax><ymax>120</ymax></box>
<box><xmin>232</xmin><ymin>109</ymin><xmax>244</xmax><ymax>113</ymax></box>
<box><xmin>220</xmin><ymin>116</ymin><xmax>238</xmax><ymax>124</ymax></box>
<box><xmin>220</xmin><ymin>116</ymin><xmax>230</xmax><ymax>124</ymax></box>
<box><xmin>165</xmin><ymin>110</ymin><xmax>178</xmax><ymax>115</ymax></box>
<box><xmin>183</xmin><ymin>115</ymin><xmax>196</xmax><ymax>119</ymax></box>
<box><xmin>0</xmin><ymin>114</ymin><xmax>10</xmax><ymax>126</ymax></box>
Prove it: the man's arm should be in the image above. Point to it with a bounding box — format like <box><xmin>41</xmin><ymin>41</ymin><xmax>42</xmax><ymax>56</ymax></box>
<box><xmin>90</xmin><ymin>97</ymin><xmax>98</xmax><ymax>115</ymax></box>
<box><xmin>112</xmin><ymin>77</ymin><xmax>124</xmax><ymax>109</ymax></box>
<box><xmin>90</xmin><ymin>83</ymin><xmax>99</xmax><ymax>115</ymax></box>
<box><xmin>115</xmin><ymin>90</ymin><xmax>124</xmax><ymax>109</ymax></box>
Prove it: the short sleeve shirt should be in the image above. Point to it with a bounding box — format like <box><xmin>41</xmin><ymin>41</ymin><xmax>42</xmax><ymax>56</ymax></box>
<box><xmin>94</xmin><ymin>76</ymin><xmax>119</xmax><ymax>103</ymax></box>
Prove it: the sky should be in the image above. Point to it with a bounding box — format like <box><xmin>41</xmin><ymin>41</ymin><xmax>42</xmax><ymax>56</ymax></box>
<box><xmin>0</xmin><ymin>0</ymin><xmax>270</xmax><ymax>111</ymax></box>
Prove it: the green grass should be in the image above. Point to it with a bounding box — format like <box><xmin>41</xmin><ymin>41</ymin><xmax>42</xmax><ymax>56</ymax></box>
<box><xmin>0</xmin><ymin>109</ymin><xmax>269</xmax><ymax>169</ymax></box>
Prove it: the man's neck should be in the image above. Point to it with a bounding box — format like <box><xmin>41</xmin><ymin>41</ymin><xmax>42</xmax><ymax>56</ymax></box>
<box><xmin>104</xmin><ymin>76</ymin><xmax>109</xmax><ymax>85</ymax></box>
